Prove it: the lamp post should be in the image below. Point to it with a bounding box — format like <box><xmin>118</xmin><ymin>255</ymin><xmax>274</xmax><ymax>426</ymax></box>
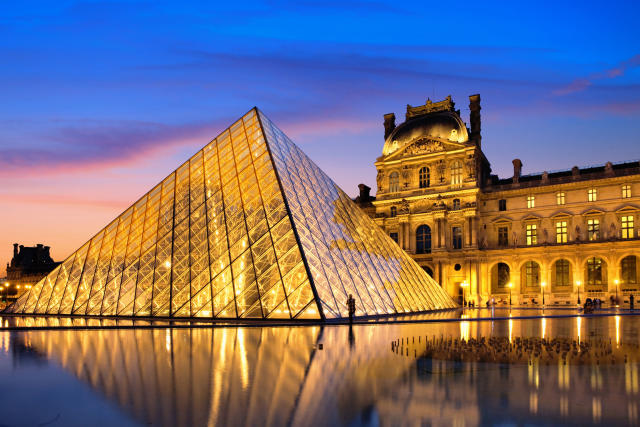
<box><xmin>508</xmin><ymin>282</ymin><xmax>513</xmax><ymax>307</ymax></box>
<box><xmin>576</xmin><ymin>280</ymin><xmax>582</xmax><ymax>305</ymax></box>
<box><xmin>3</xmin><ymin>283</ymin><xmax>8</xmax><ymax>303</ymax></box>
<box><xmin>614</xmin><ymin>279</ymin><xmax>619</xmax><ymax>305</ymax></box>
<box><xmin>541</xmin><ymin>281</ymin><xmax>546</xmax><ymax>306</ymax></box>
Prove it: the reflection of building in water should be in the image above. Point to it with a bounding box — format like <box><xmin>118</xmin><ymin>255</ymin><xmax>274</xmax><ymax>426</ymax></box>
<box><xmin>368</xmin><ymin>94</ymin><xmax>640</xmax><ymax>306</ymax></box>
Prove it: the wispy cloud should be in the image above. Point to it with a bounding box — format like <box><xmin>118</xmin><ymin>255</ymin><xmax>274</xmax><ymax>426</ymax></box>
<box><xmin>554</xmin><ymin>54</ymin><xmax>640</xmax><ymax>96</ymax></box>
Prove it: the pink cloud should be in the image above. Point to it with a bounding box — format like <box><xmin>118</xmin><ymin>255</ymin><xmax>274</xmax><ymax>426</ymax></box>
<box><xmin>554</xmin><ymin>54</ymin><xmax>640</xmax><ymax>96</ymax></box>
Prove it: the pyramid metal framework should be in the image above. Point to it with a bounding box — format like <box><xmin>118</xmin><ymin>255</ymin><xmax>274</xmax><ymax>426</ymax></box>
<box><xmin>7</xmin><ymin>109</ymin><xmax>455</xmax><ymax>320</ymax></box>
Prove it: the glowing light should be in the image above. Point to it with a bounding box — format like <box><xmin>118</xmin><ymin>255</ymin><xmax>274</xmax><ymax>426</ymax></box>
<box><xmin>616</xmin><ymin>315</ymin><xmax>621</xmax><ymax>347</ymax></box>
<box><xmin>541</xmin><ymin>317</ymin><xmax>546</xmax><ymax>339</ymax></box>
<box><xmin>577</xmin><ymin>316</ymin><xmax>582</xmax><ymax>344</ymax></box>
<box><xmin>164</xmin><ymin>261</ymin><xmax>171</xmax><ymax>268</ymax></box>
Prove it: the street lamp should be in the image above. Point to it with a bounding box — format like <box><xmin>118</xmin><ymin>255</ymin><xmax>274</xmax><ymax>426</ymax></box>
<box><xmin>614</xmin><ymin>279</ymin><xmax>619</xmax><ymax>304</ymax></box>
<box><xmin>508</xmin><ymin>282</ymin><xmax>513</xmax><ymax>307</ymax></box>
<box><xmin>576</xmin><ymin>280</ymin><xmax>582</xmax><ymax>305</ymax></box>
<box><xmin>541</xmin><ymin>281</ymin><xmax>546</xmax><ymax>306</ymax></box>
<box><xmin>3</xmin><ymin>283</ymin><xmax>8</xmax><ymax>303</ymax></box>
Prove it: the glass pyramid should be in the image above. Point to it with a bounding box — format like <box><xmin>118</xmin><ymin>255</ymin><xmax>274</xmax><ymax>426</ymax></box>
<box><xmin>6</xmin><ymin>109</ymin><xmax>455</xmax><ymax>320</ymax></box>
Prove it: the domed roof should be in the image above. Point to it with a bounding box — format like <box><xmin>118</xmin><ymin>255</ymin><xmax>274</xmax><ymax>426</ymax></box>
<box><xmin>382</xmin><ymin>111</ymin><xmax>469</xmax><ymax>156</ymax></box>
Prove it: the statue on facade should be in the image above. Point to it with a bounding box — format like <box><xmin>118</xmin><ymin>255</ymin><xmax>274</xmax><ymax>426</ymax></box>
<box><xmin>465</xmin><ymin>155</ymin><xmax>476</xmax><ymax>179</ymax></box>
<box><xmin>575</xmin><ymin>225</ymin><xmax>581</xmax><ymax>242</ymax></box>
<box><xmin>512</xmin><ymin>231</ymin><xmax>518</xmax><ymax>247</ymax></box>
<box><xmin>399</xmin><ymin>199</ymin><xmax>410</xmax><ymax>214</ymax></box>
<box><xmin>376</xmin><ymin>170</ymin><xmax>384</xmax><ymax>191</ymax></box>
<box><xmin>610</xmin><ymin>222</ymin><xmax>617</xmax><ymax>239</ymax></box>
<box><xmin>436</xmin><ymin>160</ymin><xmax>446</xmax><ymax>183</ymax></box>
<box><xmin>543</xmin><ymin>228</ymin><xmax>549</xmax><ymax>244</ymax></box>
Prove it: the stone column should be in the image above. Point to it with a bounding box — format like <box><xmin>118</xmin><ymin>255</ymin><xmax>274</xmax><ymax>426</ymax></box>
<box><xmin>433</xmin><ymin>219</ymin><xmax>440</xmax><ymax>249</ymax></box>
<box><xmin>471</xmin><ymin>217</ymin><xmax>477</xmax><ymax>247</ymax></box>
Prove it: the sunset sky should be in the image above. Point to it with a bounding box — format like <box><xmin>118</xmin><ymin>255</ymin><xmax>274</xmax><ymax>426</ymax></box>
<box><xmin>2</xmin><ymin>1</ymin><xmax>640</xmax><ymax>273</ymax></box>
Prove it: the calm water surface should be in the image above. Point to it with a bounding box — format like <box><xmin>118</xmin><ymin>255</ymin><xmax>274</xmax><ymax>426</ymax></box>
<box><xmin>0</xmin><ymin>310</ymin><xmax>638</xmax><ymax>426</ymax></box>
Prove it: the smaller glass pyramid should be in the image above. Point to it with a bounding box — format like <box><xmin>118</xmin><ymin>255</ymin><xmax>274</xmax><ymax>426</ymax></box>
<box><xmin>6</xmin><ymin>109</ymin><xmax>455</xmax><ymax>320</ymax></box>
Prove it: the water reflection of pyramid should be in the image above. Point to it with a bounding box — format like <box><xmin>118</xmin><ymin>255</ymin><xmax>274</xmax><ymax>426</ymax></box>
<box><xmin>7</xmin><ymin>109</ymin><xmax>455</xmax><ymax>320</ymax></box>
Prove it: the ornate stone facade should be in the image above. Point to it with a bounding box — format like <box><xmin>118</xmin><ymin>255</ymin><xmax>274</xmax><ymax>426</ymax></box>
<box><xmin>369</xmin><ymin>94</ymin><xmax>640</xmax><ymax>307</ymax></box>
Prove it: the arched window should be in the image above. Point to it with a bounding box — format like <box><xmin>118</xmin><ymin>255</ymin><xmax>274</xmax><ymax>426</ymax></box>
<box><xmin>451</xmin><ymin>160</ymin><xmax>463</xmax><ymax>185</ymax></box>
<box><xmin>452</xmin><ymin>226</ymin><xmax>463</xmax><ymax>249</ymax></box>
<box><xmin>497</xmin><ymin>263</ymin><xmax>510</xmax><ymax>288</ymax></box>
<box><xmin>554</xmin><ymin>259</ymin><xmax>571</xmax><ymax>287</ymax></box>
<box><xmin>523</xmin><ymin>261</ymin><xmax>540</xmax><ymax>288</ymax></box>
<box><xmin>586</xmin><ymin>257</ymin><xmax>607</xmax><ymax>286</ymax></box>
<box><xmin>389</xmin><ymin>172</ymin><xmax>399</xmax><ymax>192</ymax></box>
<box><xmin>452</xmin><ymin>199</ymin><xmax>460</xmax><ymax>210</ymax></box>
<box><xmin>416</xmin><ymin>225</ymin><xmax>432</xmax><ymax>254</ymax></box>
<box><xmin>390</xmin><ymin>206</ymin><xmax>397</xmax><ymax>217</ymax></box>
<box><xmin>419</xmin><ymin>167</ymin><xmax>430</xmax><ymax>188</ymax></box>
<box><xmin>621</xmin><ymin>255</ymin><xmax>637</xmax><ymax>284</ymax></box>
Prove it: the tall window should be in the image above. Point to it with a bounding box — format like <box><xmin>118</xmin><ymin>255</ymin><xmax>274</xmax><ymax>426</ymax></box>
<box><xmin>622</xmin><ymin>215</ymin><xmax>635</xmax><ymax>239</ymax></box>
<box><xmin>526</xmin><ymin>224</ymin><xmax>537</xmax><ymax>246</ymax></box>
<box><xmin>416</xmin><ymin>225</ymin><xmax>432</xmax><ymax>254</ymax></box>
<box><xmin>557</xmin><ymin>192</ymin><xmax>566</xmax><ymax>205</ymax></box>
<box><xmin>586</xmin><ymin>257</ymin><xmax>603</xmax><ymax>285</ymax></box>
<box><xmin>498</xmin><ymin>227</ymin><xmax>509</xmax><ymax>247</ymax></box>
<box><xmin>498</xmin><ymin>199</ymin><xmax>507</xmax><ymax>211</ymax></box>
<box><xmin>451</xmin><ymin>161</ymin><xmax>463</xmax><ymax>185</ymax></box>
<box><xmin>452</xmin><ymin>226</ymin><xmax>463</xmax><ymax>249</ymax></box>
<box><xmin>452</xmin><ymin>199</ymin><xmax>460</xmax><ymax>210</ymax></box>
<box><xmin>498</xmin><ymin>263</ymin><xmax>510</xmax><ymax>288</ymax></box>
<box><xmin>587</xmin><ymin>219</ymin><xmax>600</xmax><ymax>241</ymax></box>
<box><xmin>389</xmin><ymin>232</ymin><xmax>398</xmax><ymax>243</ymax></box>
<box><xmin>419</xmin><ymin>167</ymin><xmax>430</xmax><ymax>188</ymax></box>
<box><xmin>524</xmin><ymin>261</ymin><xmax>540</xmax><ymax>287</ymax></box>
<box><xmin>622</xmin><ymin>256</ymin><xmax>637</xmax><ymax>284</ymax></box>
<box><xmin>588</xmin><ymin>188</ymin><xmax>597</xmax><ymax>202</ymax></box>
<box><xmin>388</xmin><ymin>172</ymin><xmax>399</xmax><ymax>193</ymax></box>
<box><xmin>527</xmin><ymin>196</ymin><xmax>535</xmax><ymax>209</ymax></box>
<box><xmin>390</xmin><ymin>206</ymin><xmax>397</xmax><ymax>218</ymax></box>
<box><xmin>622</xmin><ymin>185</ymin><xmax>632</xmax><ymax>199</ymax></box>
<box><xmin>556</xmin><ymin>221</ymin><xmax>568</xmax><ymax>243</ymax></box>
<box><xmin>555</xmin><ymin>259</ymin><xmax>570</xmax><ymax>286</ymax></box>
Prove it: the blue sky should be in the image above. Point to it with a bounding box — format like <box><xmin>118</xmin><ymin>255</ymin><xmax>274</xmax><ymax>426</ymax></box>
<box><xmin>1</xmin><ymin>0</ymin><xmax>639</xmax><ymax>267</ymax></box>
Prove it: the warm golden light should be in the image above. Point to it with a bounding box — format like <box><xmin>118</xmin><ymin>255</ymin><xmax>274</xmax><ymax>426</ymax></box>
<box><xmin>541</xmin><ymin>281</ymin><xmax>546</xmax><ymax>288</ymax></box>
<box><xmin>577</xmin><ymin>281</ymin><xmax>582</xmax><ymax>287</ymax></box>
<box><xmin>508</xmin><ymin>282</ymin><xmax>513</xmax><ymax>288</ymax></box>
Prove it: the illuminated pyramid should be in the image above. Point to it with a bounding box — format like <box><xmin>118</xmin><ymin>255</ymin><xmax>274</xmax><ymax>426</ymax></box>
<box><xmin>7</xmin><ymin>109</ymin><xmax>455</xmax><ymax>320</ymax></box>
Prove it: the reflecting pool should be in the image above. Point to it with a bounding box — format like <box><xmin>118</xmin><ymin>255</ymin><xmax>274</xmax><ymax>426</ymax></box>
<box><xmin>0</xmin><ymin>313</ymin><xmax>638</xmax><ymax>426</ymax></box>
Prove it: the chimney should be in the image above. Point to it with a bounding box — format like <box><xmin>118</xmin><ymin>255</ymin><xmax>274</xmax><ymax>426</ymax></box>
<box><xmin>512</xmin><ymin>159</ymin><xmax>522</xmax><ymax>183</ymax></box>
<box><xmin>358</xmin><ymin>183</ymin><xmax>371</xmax><ymax>202</ymax></box>
<box><xmin>383</xmin><ymin>113</ymin><xmax>396</xmax><ymax>139</ymax></box>
<box><xmin>469</xmin><ymin>94</ymin><xmax>481</xmax><ymax>147</ymax></box>
<box><xmin>13</xmin><ymin>243</ymin><xmax>19</xmax><ymax>258</ymax></box>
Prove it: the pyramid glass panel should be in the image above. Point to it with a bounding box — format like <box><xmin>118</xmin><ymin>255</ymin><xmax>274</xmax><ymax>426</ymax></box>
<box><xmin>6</xmin><ymin>108</ymin><xmax>455</xmax><ymax>319</ymax></box>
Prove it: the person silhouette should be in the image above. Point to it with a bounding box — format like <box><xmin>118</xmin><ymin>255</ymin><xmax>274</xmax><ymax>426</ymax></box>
<box><xmin>346</xmin><ymin>294</ymin><xmax>356</xmax><ymax>324</ymax></box>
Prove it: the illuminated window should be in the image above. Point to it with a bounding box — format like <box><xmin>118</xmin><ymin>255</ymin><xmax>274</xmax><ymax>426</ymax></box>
<box><xmin>498</xmin><ymin>199</ymin><xmax>507</xmax><ymax>211</ymax></box>
<box><xmin>527</xmin><ymin>196</ymin><xmax>535</xmax><ymax>209</ymax></box>
<box><xmin>389</xmin><ymin>232</ymin><xmax>398</xmax><ymax>243</ymax></box>
<box><xmin>621</xmin><ymin>256</ymin><xmax>637</xmax><ymax>284</ymax></box>
<box><xmin>526</xmin><ymin>224</ymin><xmax>537</xmax><ymax>246</ymax></box>
<box><xmin>390</xmin><ymin>206</ymin><xmax>397</xmax><ymax>217</ymax></box>
<box><xmin>419</xmin><ymin>167</ymin><xmax>430</xmax><ymax>188</ymax></box>
<box><xmin>587</xmin><ymin>219</ymin><xmax>600</xmax><ymax>241</ymax></box>
<box><xmin>452</xmin><ymin>226</ymin><xmax>463</xmax><ymax>249</ymax></box>
<box><xmin>452</xmin><ymin>199</ymin><xmax>460</xmax><ymax>210</ymax></box>
<box><xmin>555</xmin><ymin>259</ymin><xmax>571</xmax><ymax>286</ymax></box>
<box><xmin>556</xmin><ymin>192</ymin><xmax>566</xmax><ymax>205</ymax></box>
<box><xmin>622</xmin><ymin>185</ymin><xmax>631</xmax><ymax>199</ymax></box>
<box><xmin>588</xmin><ymin>188</ymin><xmax>597</xmax><ymax>202</ymax></box>
<box><xmin>586</xmin><ymin>257</ymin><xmax>603</xmax><ymax>285</ymax></box>
<box><xmin>415</xmin><ymin>225</ymin><xmax>432</xmax><ymax>254</ymax></box>
<box><xmin>622</xmin><ymin>215</ymin><xmax>635</xmax><ymax>239</ymax></box>
<box><xmin>556</xmin><ymin>221</ymin><xmax>568</xmax><ymax>243</ymax></box>
<box><xmin>451</xmin><ymin>161</ymin><xmax>463</xmax><ymax>185</ymax></box>
<box><xmin>524</xmin><ymin>261</ymin><xmax>540</xmax><ymax>287</ymax></box>
<box><xmin>498</xmin><ymin>226</ymin><xmax>509</xmax><ymax>247</ymax></box>
<box><xmin>388</xmin><ymin>172</ymin><xmax>399</xmax><ymax>192</ymax></box>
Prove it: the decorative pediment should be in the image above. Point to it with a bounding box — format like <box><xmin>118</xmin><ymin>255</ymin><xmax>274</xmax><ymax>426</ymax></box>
<box><xmin>550</xmin><ymin>211</ymin><xmax>572</xmax><ymax>219</ymax></box>
<box><xmin>403</xmin><ymin>138</ymin><xmax>445</xmax><ymax>155</ymax></box>
<box><xmin>521</xmin><ymin>214</ymin><xmax>542</xmax><ymax>222</ymax></box>
<box><xmin>581</xmin><ymin>208</ymin><xmax>605</xmax><ymax>217</ymax></box>
<box><xmin>491</xmin><ymin>216</ymin><xmax>513</xmax><ymax>224</ymax></box>
<box><xmin>615</xmin><ymin>204</ymin><xmax>640</xmax><ymax>213</ymax></box>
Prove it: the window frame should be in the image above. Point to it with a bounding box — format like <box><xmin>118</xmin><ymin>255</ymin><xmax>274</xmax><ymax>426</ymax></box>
<box><xmin>498</xmin><ymin>226</ymin><xmax>509</xmax><ymax>247</ymax></box>
<box><xmin>418</xmin><ymin>166</ymin><xmax>430</xmax><ymax>189</ymax></box>
<box><xmin>556</xmin><ymin>192</ymin><xmax>566</xmax><ymax>205</ymax></box>
<box><xmin>526</xmin><ymin>223</ymin><xmax>537</xmax><ymax>246</ymax></box>
<box><xmin>388</xmin><ymin>172</ymin><xmax>399</xmax><ymax>193</ymax></box>
<box><xmin>498</xmin><ymin>199</ymin><xmax>507</xmax><ymax>211</ymax></box>
<box><xmin>556</xmin><ymin>220</ymin><xmax>568</xmax><ymax>243</ymax></box>
<box><xmin>555</xmin><ymin>259</ymin><xmax>571</xmax><ymax>286</ymax></box>
<box><xmin>452</xmin><ymin>226</ymin><xmax>463</xmax><ymax>249</ymax></box>
<box><xmin>622</xmin><ymin>185</ymin><xmax>632</xmax><ymax>199</ymax></box>
<box><xmin>587</xmin><ymin>218</ymin><xmax>600</xmax><ymax>241</ymax></box>
<box><xmin>622</xmin><ymin>215</ymin><xmax>635</xmax><ymax>239</ymax></box>
<box><xmin>450</xmin><ymin>161</ymin><xmax>463</xmax><ymax>186</ymax></box>
<box><xmin>527</xmin><ymin>195</ymin><xmax>535</xmax><ymax>209</ymax></box>
<box><xmin>415</xmin><ymin>224</ymin><xmax>432</xmax><ymax>254</ymax></box>
<box><xmin>588</xmin><ymin>188</ymin><xmax>597</xmax><ymax>202</ymax></box>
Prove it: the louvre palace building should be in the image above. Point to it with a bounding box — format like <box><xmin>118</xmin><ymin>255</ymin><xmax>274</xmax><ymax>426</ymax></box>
<box><xmin>364</xmin><ymin>94</ymin><xmax>640</xmax><ymax>306</ymax></box>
